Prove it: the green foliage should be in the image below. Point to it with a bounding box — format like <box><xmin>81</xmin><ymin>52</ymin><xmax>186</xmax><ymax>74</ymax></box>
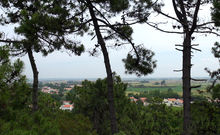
<box><xmin>136</xmin><ymin>89</ymin><xmax>180</xmax><ymax>101</ymax></box>
<box><xmin>116</xmin><ymin>25</ymin><xmax>133</xmax><ymax>40</ymax></box>
<box><xmin>110</xmin><ymin>0</ymin><xmax>129</xmax><ymax>12</ymax></box>
<box><xmin>212</xmin><ymin>0</ymin><xmax>220</xmax><ymax>26</ymax></box>
<box><xmin>0</xmin><ymin>46</ymin><xmax>30</xmax><ymax>117</ymax></box>
<box><xmin>140</xmin><ymin>104</ymin><xmax>182</xmax><ymax>135</ymax></box>
<box><xmin>69</xmin><ymin>77</ymin><xmax>184</xmax><ymax>135</ymax></box>
<box><xmin>154</xmin><ymin>82</ymin><xmax>160</xmax><ymax>85</ymax></box>
<box><xmin>69</xmin><ymin>76</ymin><xmax>146</xmax><ymax>134</ymax></box>
<box><xmin>66</xmin><ymin>89</ymin><xmax>76</xmax><ymax>101</ymax></box>
<box><xmin>127</xmin><ymin>0</ymin><xmax>155</xmax><ymax>23</ymax></box>
<box><xmin>161</xmin><ymin>80</ymin><xmax>166</xmax><ymax>86</ymax></box>
<box><xmin>37</xmin><ymin>93</ymin><xmax>60</xmax><ymax>115</ymax></box>
<box><xmin>212</xmin><ymin>84</ymin><xmax>220</xmax><ymax>99</ymax></box>
<box><xmin>67</xmin><ymin>0</ymin><xmax>156</xmax><ymax>80</ymax></box>
<box><xmin>191</xmin><ymin>101</ymin><xmax>220</xmax><ymax>135</ymax></box>
<box><xmin>0</xmin><ymin>109</ymin><xmax>61</xmax><ymax>135</ymax></box>
<box><xmin>123</xmin><ymin>46</ymin><xmax>157</xmax><ymax>76</ymax></box>
<box><xmin>2</xmin><ymin>0</ymin><xmax>85</xmax><ymax>56</ymax></box>
<box><xmin>90</xmin><ymin>0</ymin><xmax>129</xmax><ymax>13</ymax></box>
<box><xmin>0</xmin><ymin>47</ymin><xmax>60</xmax><ymax>135</ymax></box>
<box><xmin>212</xmin><ymin>42</ymin><xmax>220</xmax><ymax>58</ymax></box>
<box><xmin>71</xmin><ymin>77</ymin><xmax>128</xmax><ymax>135</ymax></box>
<box><xmin>205</xmin><ymin>43</ymin><xmax>220</xmax><ymax>97</ymax></box>
<box><xmin>127</xmin><ymin>85</ymin><xmax>183</xmax><ymax>92</ymax></box>
<box><xmin>114</xmin><ymin>131</ymin><xmax>126</xmax><ymax>135</ymax></box>
<box><xmin>0</xmin><ymin>91</ymin><xmax>96</xmax><ymax>135</ymax></box>
<box><xmin>1</xmin><ymin>1</ymin><xmax>219</xmax><ymax>135</ymax></box>
<box><xmin>0</xmin><ymin>50</ymin><xmax>95</xmax><ymax>134</ymax></box>
<box><xmin>57</xmin><ymin>112</ymin><xmax>97</xmax><ymax>135</ymax></box>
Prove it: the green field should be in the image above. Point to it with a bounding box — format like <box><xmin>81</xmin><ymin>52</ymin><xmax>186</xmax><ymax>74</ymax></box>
<box><xmin>127</xmin><ymin>85</ymin><xmax>182</xmax><ymax>92</ymax></box>
<box><xmin>126</xmin><ymin>79</ymin><xmax>209</xmax><ymax>96</ymax></box>
<box><xmin>171</xmin><ymin>106</ymin><xmax>183</xmax><ymax>111</ymax></box>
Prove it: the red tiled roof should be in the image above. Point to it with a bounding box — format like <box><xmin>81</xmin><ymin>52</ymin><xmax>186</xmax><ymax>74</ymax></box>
<box><xmin>63</xmin><ymin>105</ymin><xmax>73</xmax><ymax>108</ymax></box>
<box><xmin>168</xmin><ymin>98</ymin><xmax>177</xmax><ymax>101</ymax></box>
<box><xmin>140</xmin><ymin>97</ymin><xmax>147</xmax><ymax>102</ymax></box>
<box><xmin>178</xmin><ymin>99</ymin><xmax>183</xmax><ymax>103</ymax></box>
<box><xmin>64</xmin><ymin>88</ymin><xmax>72</xmax><ymax>91</ymax></box>
<box><xmin>130</xmin><ymin>97</ymin><xmax>135</xmax><ymax>99</ymax></box>
<box><xmin>130</xmin><ymin>97</ymin><xmax>138</xmax><ymax>102</ymax></box>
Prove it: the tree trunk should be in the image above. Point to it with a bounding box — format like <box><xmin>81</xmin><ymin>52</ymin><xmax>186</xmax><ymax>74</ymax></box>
<box><xmin>27</xmin><ymin>48</ymin><xmax>39</xmax><ymax>112</ymax></box>
<box><xmin>86</xmin><ymin>1</ymin><xmax>118</xmax><ymax>134</ymax></box>
<box><xmin>182</xmin><ymin>32</ymin><xmax>192</xmax><ymax>135</ymax></box>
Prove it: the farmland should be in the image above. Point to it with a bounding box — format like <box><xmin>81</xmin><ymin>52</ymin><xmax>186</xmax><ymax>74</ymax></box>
<box><xmin>125</xmin><ymin>78</ymin><xmax>210</xmax><ymax>97</ymax></box>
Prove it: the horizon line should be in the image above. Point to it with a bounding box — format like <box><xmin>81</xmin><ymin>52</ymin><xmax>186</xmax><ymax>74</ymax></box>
<box><xmin>26</xmin><ymin>76</ymin><xmax>210</xmax><ymax>81</ymax></box>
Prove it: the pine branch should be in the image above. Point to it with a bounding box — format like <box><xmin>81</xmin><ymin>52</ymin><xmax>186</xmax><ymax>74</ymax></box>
<box><xmin>190</xmin><ymin>0</ymin><xmax>201</xmax><ymax>34</ymax></box>
<box><xmin>191</xmin><ymin>47</ymin><xmax>201</xmax><ymax>52</ymax></box>
<box><xmin>175</xmin><ymin>48</ymin><xmax>183</xmax><ymax>51</ymax></box>
<box><xmin>191</xmin><ymin>85</ymin><xmax>201</xmax><ymax>89</ymax></box>
<box><xmin>153</xmin><ymin>7</ymin><xmax>181</xmax><ymax>24</ymax></box>
<box><xmin>194</xmin><ymin>30</ymin><xmax>220</xmax><ymax>36</ymax></box>
<box><xmin>191</xmin><ymin>78</ymin><xmax>207</xmax><ymax>81</ymax></box>
<box><xmin>173</xmin><ymin>69</ymin><xmax>182</xmax><ymax>72</ymax></box>
<box><xmin>145</xmin><ymin>22</ymin><xmax>184</xmax><ymax>34</ymax></box>
<box><xmin>96</xmin><ymin>18</ymin><xmax>141</xmax><ymax>64</ymax></box>
<box><xmin>0</xmin><ymin>39</ymin><xmax>23</xmax><ymax>44</ymax></box>
<box><xmin>172</xmin><ymin>0</ymin><xmax>184</xmax><ymax>25</ymax></box>
<box><xmin>197</xmin><ymin>22</ymin><xmax>217</xmax><ymax>27</ymax></box>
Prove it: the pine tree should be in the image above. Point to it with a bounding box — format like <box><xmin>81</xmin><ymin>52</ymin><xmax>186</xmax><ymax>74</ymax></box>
<box><xmin>0</xmin><ymin>0</ymin><xmax>85</xmax><ymax>111</ymax></box>
<box><xmin>68</xmin><ymin>1</ymin><xmax>156</xmax><ymax>134</ymax></box>
<box><xmin>0</xmin><ymin>46</ymin><xmax>29</xmax><ymax>115</ymax></box>
<box><xmin>212</xmin><ymin>0</ymin><xmax>220</xmax><ymax>26</ymax></box>
<box><xmin>127</xmin><ymin>1</ymin><xmax>219</xmax><ymax>134</ymax></box>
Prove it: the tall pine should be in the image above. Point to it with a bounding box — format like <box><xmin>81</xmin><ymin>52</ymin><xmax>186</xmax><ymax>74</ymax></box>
<box><xmin>0</xmin><ymin>0</ymin><xmax>85</xmax><ymax>111</ymax></box>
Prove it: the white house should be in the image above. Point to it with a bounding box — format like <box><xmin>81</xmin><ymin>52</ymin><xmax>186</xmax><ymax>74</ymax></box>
<box><xmin>60</xmin><ymin>104</ymin><xmax>74</xmax><ymax>111</ymax></box>
<box><xmin>41</xmin><ymin>86</ymin><xmax>59</xmax><ymax>94</ymax></box>
<box><xmin>60</xmin><ymin>101</ymin><xmax>74</xmax><ymax>111</ymax></box>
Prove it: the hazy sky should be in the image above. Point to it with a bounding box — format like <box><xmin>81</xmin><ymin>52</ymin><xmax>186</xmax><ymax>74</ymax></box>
<box><xmin>1</xmin><ymin>1</ymin><xmax>219</xmax><ymax>79</ymax></box>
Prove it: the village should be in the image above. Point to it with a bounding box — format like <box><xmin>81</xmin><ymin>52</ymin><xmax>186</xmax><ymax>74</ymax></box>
<box><xmin>129</xmin><ymin>96</ymin><xmax>183</xmax><ymax>107</ymax></box>
<box><xmin>41</xmin><ymin>84</ymin><xmax>184</xmax><ymax>111</ymax></box>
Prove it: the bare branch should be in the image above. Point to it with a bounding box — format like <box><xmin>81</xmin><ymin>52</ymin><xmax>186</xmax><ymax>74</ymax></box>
<box><xmin>174</xmin><ymin>69</ymin><xmax>182</xmax><ymax>72</ymax></box>
<box><xmin>178</xmin><ymin>0</ymin><xmax>187</xmax><ymax>26</ymax></box>
<box><xmin>153</xmin><ymin>7</ymin><xmax>181</xmax><ymax>23</ymax></box>
<box><xmin>0</xmin><ymin>39</ymin><xmax>23</xmax><ymax>44</ymax></box>
<box><xmin>191</xmin><ymin>47</ymin><xmax>201</xmax><ymax>52</ymax></box>
<box><xmin>197</xmin><ymin>22</ymin><xmax>217</xmax><ymax>27</ymax></box>
<box><xmin>89</xmin><ymin>2</ymin><xmax>143</xmax><ymax>64</ymax></box>
<box><xmin>175</xmin><ymin>48</ymin><xmax>183</xmax><ymax>51</ymax></box>
<box><xmin>207</xmin><ymin>79</ymin><xmax>217</xmax><ymax>92</ymax></box>
<box><xmin>99</xmin><ymin>21</ymin><xmax>140</xmax><ymax>27</ymax></box>
<box><xmin>172</xmin><ymin>0</ymin><xmax>184</xmax><ymax>25</ymax></box>
<box><xmin>96</xmin><ymin>18</ymin><xmax>141</xmax><ymax>63</ymax></box>
<box><xmin>146</xmin><ymin>22</ymin><xmax>184</xmax><ymax>34</ymax></box>
<box><xmin>191</xmin><ymin>85</ymin><xmax>201</xmax><ymax>89</ymax></box>
<box><xmin>194</xmin><ymin>30</ymin><xmax>220</xmax><ymax>36</ymax></box>
<box><xmin>175</xmin><ymin>44</ymin><xmax>183</xmax><ymax>47</ymax></box>
<box><xmin>92</xmin><ymin>4</ymin><xmax>111</xmax><ymax>25</ymax></box>
<box><xmin>191</xmin><ymin>78</ymin><xmax>207</xmax><ymax>81</ymax></box>
<box><xmin>190</xmin><ymin>0</ymin><xmax>201</xmax><ymax>34</ymax></box>
<box><xmin>191</xmin><ymin>44</ymin><xmax>199</xmax><ymax>46</ymax></box>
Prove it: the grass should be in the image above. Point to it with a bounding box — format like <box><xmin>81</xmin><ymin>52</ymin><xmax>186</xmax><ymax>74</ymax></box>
<box><xmin>126</xmin><ymin>80</ymin><xmax>210</xmax><ymax>97</ymax></box>
<box><xmin>127</xmin><ymin>85</ymin><xmax>182</xmax><ymax>92</ymax></box>
<box><xmin>171</xmin><ymin>106</ymin><xmax>183</xmax><ymax>111</ymax></box>
<box><xmin>125</xmin><ymin>91</ymin><xmax>140</xmax><ymax>96</ymax></box>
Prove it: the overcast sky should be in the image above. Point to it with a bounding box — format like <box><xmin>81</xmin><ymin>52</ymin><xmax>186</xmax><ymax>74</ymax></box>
<box><xmin>1</xmin><ymin>1</ymin><xmax>219</xmax><ymax>79</ymax></box>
